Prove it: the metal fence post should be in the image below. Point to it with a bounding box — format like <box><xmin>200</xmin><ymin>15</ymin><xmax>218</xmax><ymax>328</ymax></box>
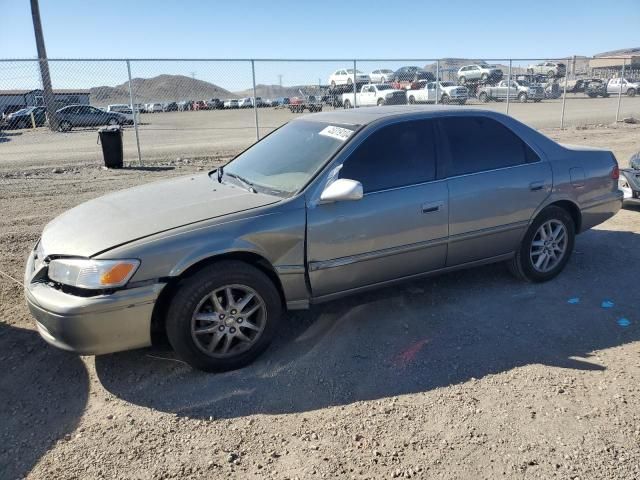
<box><xmin>435</xmin><ymin>60</ymin><xmax>439</xmax><ymax>105</ymax></box>
<box><xmin>506</xmin><ymin>59</ymin><xmax>512</xmax><ymax>114</ymax></box>
<box><xmin>251</xmin><ymin>59</ymin><xmax>259</xmax><ymax>140</ymax></box>
<box><xmin>616</xmin><ymin>59</ymin><xmax>626</xmax><ymax>123</ymax></box>
<box><xmin>353</xmin><ymin>60</ymin><xmax>357</xmax><ymax>108</ymax></box>
<box><xmin>126</xmin><ymin>60</ymin><xmax>143</xmax><ymax>165</ymax></box>
<box><xmin>560</xmin><ymin>58</ymin><xmax>569</xmax><ymax>129</ymax></box>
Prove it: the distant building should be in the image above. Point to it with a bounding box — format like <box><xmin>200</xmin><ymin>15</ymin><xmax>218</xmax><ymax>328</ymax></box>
<box><xmin>589</xmin><ymin>49</ymin><xmax>640</xmax><ymax>72</ymax></box>
<box><xmin>0</xmin><ymin>88</ymin><xmax>90</xmax><ymax>116</ymax></box>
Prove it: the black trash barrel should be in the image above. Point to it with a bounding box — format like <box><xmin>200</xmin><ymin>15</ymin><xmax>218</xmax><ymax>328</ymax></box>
<box><xmin>98</xmin><ymin>125</ymin><xmax>123</xmax><ymax>168</ymax></box>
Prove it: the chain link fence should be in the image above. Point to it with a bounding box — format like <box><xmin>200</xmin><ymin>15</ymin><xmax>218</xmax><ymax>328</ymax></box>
<box><xmin>1</xmin><ymin>57</ymin><xmax>639</xmax><ymax>166</ymax></box>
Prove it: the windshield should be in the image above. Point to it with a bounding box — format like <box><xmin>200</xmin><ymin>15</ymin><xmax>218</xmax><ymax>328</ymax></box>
<box><xmin>346</xmin><ymin>69</ymin><xmax>364</xmax><ymax>74</ymax></box>
<box><xmin>440</xmin><ymin>82</ymin><xmax>454</xmax><ymax>87</ymax></box>
<box><xmin>222</xmin><ymin>120</ymin><xmax>357</xmax><ymax>196</ymax></box>
<box><xmin>376</xmin><ymin>85</ymin><xmax>393</xmax><ymax>90</ymax></box>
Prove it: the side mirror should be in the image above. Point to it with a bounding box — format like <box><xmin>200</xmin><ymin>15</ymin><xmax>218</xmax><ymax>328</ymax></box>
<box><xmin>320</xmin><ymin>178</ymin><xmax>363</xmax><ymax>203</ymax></box>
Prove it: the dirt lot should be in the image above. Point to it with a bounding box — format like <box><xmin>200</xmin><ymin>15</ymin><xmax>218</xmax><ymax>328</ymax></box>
<box><xmin>1</xmin><ymin>95</ymin><xmax>639</xmax><ymax>170</ymax></box>
<box><xmin>1</xmin><ymin>124</ymin><xmax>640</xmax><ymax>480</ymax></box>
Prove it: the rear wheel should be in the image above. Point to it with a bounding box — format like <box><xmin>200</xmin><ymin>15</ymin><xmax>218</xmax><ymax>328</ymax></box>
<box><xmin>508</xmin><ymin>206</ymin><xmax>575</xmax><ymax>282</ymax></box>
<box><xmin>377</xmin><ymin>98</ymin><xmax>385</xmax><ymax>106</ymax></box>
<box><xmin>459</xmin><ymin>76</ymin><xmax>466</xmax><ymax>85</ymax></box>
<box><xmin>547</xmin><ymin>70</ymin><xmax>555</xmax><ymax>78</ymax></box>
<box><xmin>441</xmin><ymin>94</ymin><xmax>450</xmax><ymax>104</ymax></box>
<box><xmin>343</xmin><ymin>99</ymin><xmax>351</xmax><ymax>109</ymax></box>
<box><xmin>478</xmin><ymin>92</ymin><xmax>489</xmax><ymax>103</ymax></box>
<box><xmin>166</xmin><ymin>261</ymin><xmax>282</xmax><ymax>372</ymax></box>
<box><xmin>518</xmin><ymin>92</ymin><xmax>528</xmax><ymax>103</ymax></box>
<box><xmin>58</xmin><ymin>120</ymin><xmax>72</xmax><ymax>132</ymax></box>
<box><xmin>408</xmin><ymin>95</ymin><xmax>416</xmax><ymax>104</ymax></box>
<box><xmin>481</xmin><ymin>73</ymin><xmax>489</xmax><ymax>81</ymax></box>
<box><xmin>107</xmin><ymin>117</ymin><xmax>119</xmax><ymax>126</ymax></box>
<box><xmin>627</xmin><ymin>88</ymin><xmax>636</xmax><ymax>97</ymax></box>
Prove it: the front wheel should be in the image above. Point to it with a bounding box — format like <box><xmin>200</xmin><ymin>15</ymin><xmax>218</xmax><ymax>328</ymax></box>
<box><xmin>441</xmin><ymin>94</ymin><xmax>450</xmax><ymax>104</ymax></box>
<box><xmin>343</xmin><ymin>99</ymin><xmax>351</xmax><ymax>109</ymax></box>
<box><xmin>166</xmin><ymin>261</ymin><xmax>282</xmax><ymax>372</ymax></box>
<box><xmin>459</xmin><ymin>76</ymin><xmax>466</xmax><ymax>85</ymax></box>
<box><xmin>478</xmin><ymin>92</ymin><xmax>489</xmax><ymax>103</ymax></box>
<box><xmin>627</xmin><ymin>88</ymin><xmax>636</xmax><ymax>97</ymax></box>
<box><xmin>408</xmin><ymin>95</ymin><xmax>415</xmax><ymax>104</ymax></box>
<box><xmin>377</xmin><ymin>98</ymin><xmax>385</xmax><ymax>106</ymax></box>
<box><xmin>518</xmin><ymin>92</ymin><xmax>528</xmax><ymax>103</ymax></box>
<box><xmin>508</xmin><ymin>206</ymin><xmax>575</xmax><ymax>283</ymax></box>
<box><xmin>107</xmin><ymin>117</ymin><xmax>119</xmax><ymax>126</ymax></box>
<box><xmin>58</xmin><ymin>120</ymin><xmax>72</xmax><ymax>132</ymax></box>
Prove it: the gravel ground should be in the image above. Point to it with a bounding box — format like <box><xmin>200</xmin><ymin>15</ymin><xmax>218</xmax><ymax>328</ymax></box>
<box><xmin>1</xmin><ymin>123</ymin><xmax>639</xmax><ymax>480</ymax></box>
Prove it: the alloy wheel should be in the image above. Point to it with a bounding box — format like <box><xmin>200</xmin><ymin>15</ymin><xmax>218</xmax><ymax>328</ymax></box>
<box><xmin>191</xmin><ymin>284</ymin><xmax>266</xmax><ymax>358</ymax></box>
<box><xmin>529</xmin><ymin>220</ymin><xmax>568</xmax><ymax>273</ymax></box>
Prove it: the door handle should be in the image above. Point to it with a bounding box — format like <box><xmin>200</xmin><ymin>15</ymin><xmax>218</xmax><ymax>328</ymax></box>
<box><xmin>421</xmin><ymin>201</ymin><xmax>444</xmax><ymax>214</ymax></box>
<box><xmin>529</xmin><ymin>181</ymin><xmax>544</xmax><ymax>191</ymax></box>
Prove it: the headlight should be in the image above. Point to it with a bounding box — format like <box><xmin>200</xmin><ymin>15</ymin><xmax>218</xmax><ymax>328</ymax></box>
<box><xmin>48</xmin><ymin>258</ymin><xmax>140</xmax><ymax>289</ymax></box>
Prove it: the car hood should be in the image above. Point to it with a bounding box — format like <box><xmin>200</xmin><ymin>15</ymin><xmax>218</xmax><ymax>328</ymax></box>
<box><xmin>40</xmin><ymin>173</ymin><xmax>281</xmax><ymax>257</ymax></box>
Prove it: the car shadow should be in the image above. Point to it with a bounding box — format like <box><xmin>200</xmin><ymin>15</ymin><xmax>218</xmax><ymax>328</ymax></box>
<box><xmin>0</xmin><ymin>323</ymin><xmax>89</xmax><ymax>479</ymax></box>
<box><xmin>121</xmin><ymin>165</ymin><xmax>175</xmax><ymax>172</ymax></box>
<box><xmin>96</xmin><ymin>228</ymin><xmax>639</xmax><ymax>420</ymax></box>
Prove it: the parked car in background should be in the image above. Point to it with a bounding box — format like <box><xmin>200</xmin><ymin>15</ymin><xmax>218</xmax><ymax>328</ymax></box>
<box><xmin>406</xmin><ymin>81</ymin><xmax>468</xmax><ymax>105</ymax></box>
<box><xmin>192</xmin><ymin>100</ymin><xmax>208</xmax><ymax>111</ymax></box>
<box><xmin>585</xmin><ymin>79</ymin><xmax>609</xmax><ymax>98</ymax></box>
<box><xmin>341</xmin><ymin>84</ymin><xmax>407</xmax><ymax>108</ymax></box>
<box><xmin>457</xmin><ymin>64</ymin><xmax>503</xmax><ymax>84</ymax></box>
<box><xmin>56</xmin><ymin>105</ymin><xmax>128</xmax><ymax>131</ymax></box>
<box><xmin>106</xmin><ymin>104</ymin><xmax>137</xmax><ymax>123</ymax></box>
<box><xmin>527</xmin><ymin>61</ymin><xmax>566</xmax><ymax>78</ymax></box>
<box><xmin>369</xmin><ymin>69</ymin><xmax>395</xmax><ymax>83</ymax></box>
<box><xmin>2</xmin><ymin>104</ymin><xmax>25</xmax><ymax>119</ymax></box>
<box><xmin>328</xmin><ymin>69</ymin><xmax>370</xmax><ymax>88</ymax></box>
<box><xmin>224</xmin><ymin>99</ymin><xmax>239</xmax><ymax>109</ymax></box>
<box><xmin>238</xmin><ymin>98</ymin><xmax>253</xmax><ymax>108</ymax></box>
<box><xmin>24</xmin><ymin>107</ymin><xmax>623</xmax><ymax>372</ymax></box>
<box><xmin>510</xmin><ymin>79</ymin><xmax>545</xmax><ymax>103</ymax></box>
<box><xmin>177</xmin><ymin>100</ymin><xmax>193</xmax><ymax>111</ymax></box>
<box><xmin>207</xmin><ymin>98</ymin><xmax>224</xmax><ymax>110</ymax></box>
<box><xmin>392</xmin><ymin>66</ymin><xmax>435</xmax><ymax>89</ymax></box>
<box><xmin>162</xmin><ymin>102</ymin><xmax>179</xmax><ymax>112</ymax></box>
<box><xmin>288</xmin><ymin>95</ymin><xmax>323</xmax><ymax>113</ymax></box>
<box><xmin>2</xmin><ymin>106</ymin><xmax>47</xmax><ymax>129</ymax></box>
<box><xmin>607</xmin><ymin>78</ymin><xmax>638</xmax><ymax>97</ymax></box>
<box><xmin>148</xmin><ymin>103</ymin><xmax>164</xmax><ymax>113</ymax></box>
<box><xmin>477</xmin><ymin>79</ymin><xmax>543</xmax><ymax>103</ymax></box>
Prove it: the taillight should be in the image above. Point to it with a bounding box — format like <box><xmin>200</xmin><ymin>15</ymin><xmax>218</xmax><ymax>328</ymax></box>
<box><xmin>611</xmin><ymin>165</ymin><xmax>619</xmax><ymax>180</ymax></box>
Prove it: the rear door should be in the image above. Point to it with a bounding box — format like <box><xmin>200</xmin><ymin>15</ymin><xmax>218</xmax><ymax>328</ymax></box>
<box><xmin>306</xmin><ymin>119</ymin><xmax>449</xmax><ymax>297</ymax></box>
<box><xmin>438</xmin><ymin>115</ymin><xmax>552</xmax><ymax>266</ymax></box>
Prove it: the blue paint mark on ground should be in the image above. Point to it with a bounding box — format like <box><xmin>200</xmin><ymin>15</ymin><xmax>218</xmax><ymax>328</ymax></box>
<box><xmin>617</xmin><ymin>318</ymin><xmax>631</xmax><ymax>327</ymax></box>
<box><xmin>601</xmin><ymin>300</ymin><xmax>615</xmax><ymax>309</ymax></box>
<box><xmin>567</xmin><ymin>297</ymin><xmax>580</xmax><ymax>304</ymax></box>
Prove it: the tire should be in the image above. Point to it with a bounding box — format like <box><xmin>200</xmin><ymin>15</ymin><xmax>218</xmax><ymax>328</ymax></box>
<box><xmin>347</xmin><ymin>77</ymin><xmax>352</xmax><ymax>85</ymax></box>
<box><xmin>459</xmin><ymin>76</ymin><xmax>466</xmax><ymax>85</ymax></box>
<box><xmin>330</xmin><ymin>80</ymin><xmax>336</xmax><ymax>89</ymax></box>
<box><xmin>408</xmin><ymin>95</ymin><xmax>415</xmax><ymax>104</ymax></box>
<box><xmin>441</xmin><ymin>94</ymin><xmax>450</xmax><ymax>104</ymax></box>
<box><xmin>587</xmin><ymin>93</ymin><xmax>597</xmax><ymax>98</ymax></box>
<box><xmin>507</xmin><ymin>206</ymin><xmax>575</xmax><ymax>283</ymax></box>
<box><xmin>533</xmin><ymin>99</ymin><xmax>542</xmax><ymax>103</ymax></box>
<box><xmin>165</xmin><ymin>261</ymin><xmax>283</xmax><ymax>372</ymax></box>
<box><xmin>481</xmin><ymin>73</ymin><xmax>489</xmax><ymax>81</ymax></box>
<box><xmin>548</xmin><ymin>70</ymin><xmax>555</xmax><ymax>78</ymax></box>
<box><xmin>377</xmin><ymin>98</ymin><xmax>385</xmax><ymax>106</ymax></box>
<box><xmin>59</xmin><ymin>120</ymin><xmax>72</xmax><ymax>132</ymax></box>
<box><xmin>343</xmin><ymin>99</ymin><xmax>351</xmax><ymax>109</ymax></box>
<box><xmin>627</xmin><ymin>88</ymin><xmax>636</xmax><ymax>97</ymax></box>
<box><xmin>478</xmin><ymin>92</ymin><xmax>489</xmax><ymax>103</ymax></box>
<box><xmin>107</xmin><ymin>118</ymin><xmax>119</xmax><ymax>126</ymax></box>
<box><xmin>518</xmin><ymin>92</ymin><xmax>528</xmax><ymax>103</ymax></box>
<box><xmin>458</xmin><ymin>99</ymin><xmax>467</xmax><ymax>105</ymax></box>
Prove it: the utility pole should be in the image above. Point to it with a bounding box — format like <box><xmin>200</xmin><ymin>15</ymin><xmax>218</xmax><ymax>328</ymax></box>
<box><xmin>30</xmin><ymin>0</ymin><xmax>58</xmax><ymax>130</ymax></box>
<box><xmin>278</xmin><ymin>74</ymin><xmax>283</xmax><ymax>88</ymax></box>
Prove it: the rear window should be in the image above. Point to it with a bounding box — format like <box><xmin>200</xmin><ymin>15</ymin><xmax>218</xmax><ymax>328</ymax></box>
<box><xmin>439</xmin><ymin>116</ymin><xmax>540</xmax><ymax>176</ymax></box>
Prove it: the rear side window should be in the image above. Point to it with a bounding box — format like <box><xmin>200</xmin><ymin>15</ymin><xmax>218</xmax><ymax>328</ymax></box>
<box><xmin>340</xmin><ymin>120</ymin><xmax>437</xmax><ymax>193</ymax></box>
<box><xmin>439</xmin><ymin>116</ymin><xmax>539</xmax><ymax>176</ymax></box>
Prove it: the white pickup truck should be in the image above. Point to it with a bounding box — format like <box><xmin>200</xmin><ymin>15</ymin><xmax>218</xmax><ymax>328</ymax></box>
<box><xmin>406</xmin><ymin>80</ymin><xmax>468</xmax><ymax>105</ymax></box>
<box><xmin>341</xmin><ymin>84</ymin><xmax>407</xmax><ymax>108</ymax></box>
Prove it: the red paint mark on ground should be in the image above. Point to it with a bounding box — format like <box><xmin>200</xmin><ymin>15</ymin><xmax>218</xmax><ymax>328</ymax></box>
<box><xmin>392</xmin><ymin>338</ymin><xmax>429</xmax><ymax>367</ymax></box>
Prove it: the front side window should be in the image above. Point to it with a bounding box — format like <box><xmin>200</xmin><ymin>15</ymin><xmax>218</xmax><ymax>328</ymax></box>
<box><xmin>339</xmin><ymin>120</ymin><xmax>437</xmax><ymax>193</ymax></box>
<box><xmin>439</xmin><ymin>116</ymin><xmax>539</xmax><ymax>176</ymax></box>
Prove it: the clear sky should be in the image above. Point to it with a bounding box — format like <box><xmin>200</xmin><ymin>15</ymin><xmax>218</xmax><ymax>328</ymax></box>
<box><xmin>1</xmin><ymin>0</ymin><xmax>639</xmax><ymax>91</ymax></box>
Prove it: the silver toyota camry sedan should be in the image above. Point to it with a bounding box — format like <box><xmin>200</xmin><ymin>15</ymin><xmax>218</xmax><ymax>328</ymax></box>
<box><xmin>25</xmin><ymin>106</ymin><xmax>623</xmax><ymax>371</ymax></box>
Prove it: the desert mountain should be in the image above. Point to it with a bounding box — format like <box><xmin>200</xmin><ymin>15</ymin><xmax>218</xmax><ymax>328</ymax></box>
<box><xmin>90</xmin><ymin>74</ymin><xmax>237</xmax><ymax>106</ymax></box>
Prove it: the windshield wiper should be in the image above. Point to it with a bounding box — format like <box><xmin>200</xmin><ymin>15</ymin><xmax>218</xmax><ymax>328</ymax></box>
<box><xmin>224</xmin><ymin>171</ymin><xmax>257</xmax><ymax>193</ymax></box>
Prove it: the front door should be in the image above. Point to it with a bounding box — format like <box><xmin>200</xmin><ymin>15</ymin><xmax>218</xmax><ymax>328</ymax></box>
<box><xmin>306</xmin><ymin>119</ymin><xmax>448</xmax><ymax>297</ymax></box>
<box><xmin>438</xmin><ymin>115</ymin><xmax>552</xmax><ymax>266</ymax></box>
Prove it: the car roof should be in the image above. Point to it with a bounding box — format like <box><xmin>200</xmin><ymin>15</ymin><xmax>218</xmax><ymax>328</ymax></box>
<box><xmin>301</xmin><ymin>105</ymin><xmax>497</xmax><ymax>126</ymax></box>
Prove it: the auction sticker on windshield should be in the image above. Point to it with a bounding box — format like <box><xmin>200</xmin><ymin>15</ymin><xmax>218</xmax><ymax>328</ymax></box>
<box><xmin>319</xmin><ymin>125</ymin><xmax>353</xmax><ymax>142</ymax></box>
